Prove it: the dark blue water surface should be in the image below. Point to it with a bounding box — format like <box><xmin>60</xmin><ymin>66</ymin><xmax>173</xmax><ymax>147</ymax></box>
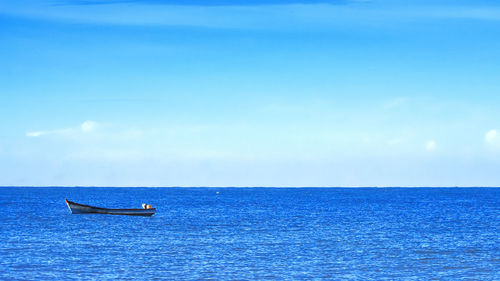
<box><xmin>0</xmin><ymin>187</ymin><xmax>499</xmax><ymax>280</ymax></box>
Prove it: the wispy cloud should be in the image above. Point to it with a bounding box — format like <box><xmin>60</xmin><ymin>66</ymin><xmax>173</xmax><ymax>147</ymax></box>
<box><xmin>26</xmin><ymin>131</ymin><xmax>46</xmax><ymax>137</ymax></box>
<box><xmin>26</xmin><ymin>120</ymin><xmax>99</xmax><ymax>137</ymax></box>
<box><xmin>26</xmin><ymin>129</ymin><xmax>68</xmax><ymax>137</ymax></box>
<box><xmin>2</xmin><ymin>0</ymin><xmax>500</xmax><ymax>29</ymax></box>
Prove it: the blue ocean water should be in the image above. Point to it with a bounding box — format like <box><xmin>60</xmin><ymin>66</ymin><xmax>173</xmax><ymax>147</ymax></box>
<box><xmin>0</xmin><ymin>187</ymin><xmax>499</xmax><ymax>280</ymax></box>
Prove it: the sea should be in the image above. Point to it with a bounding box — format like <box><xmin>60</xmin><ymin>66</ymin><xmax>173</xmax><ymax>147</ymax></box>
<box><xmin>0</xmin><ymin>187</ymin><xmax>499</xmax><ymax>280</ymax></box>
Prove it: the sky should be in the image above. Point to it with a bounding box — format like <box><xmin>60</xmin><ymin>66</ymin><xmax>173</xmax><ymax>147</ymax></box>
<box><xmin>1</xmin><ymin>0</ymin><xmax>500</xmax><ymax>187</ymax></box>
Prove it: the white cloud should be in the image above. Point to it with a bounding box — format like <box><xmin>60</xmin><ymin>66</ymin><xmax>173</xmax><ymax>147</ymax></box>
<box><xmin>81</xmin><ymin>120</ymin><xmax>97</xmax><ymax>133</ymax></box>
<box><xmin>26</xmin><ymin>120</ymin><xmax>99</xmax><ymax>138</ymax></box>
<box><xmin>26</xmin><ymin>131</ymin><xmax>45</xmax><ymax>137</ymax></box>
<box><xmin>425</xmin><ymin>140</ymin><xmax>436</xmax><ymax>151</ymax></box>
<box><xmin>485</xmin><ymin>129</ymin><xmax>498</xmax><ymax>144</ymax></box>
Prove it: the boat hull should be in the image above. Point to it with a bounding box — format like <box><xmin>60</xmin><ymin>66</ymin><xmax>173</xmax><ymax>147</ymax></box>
<box><xmin>65</xmin><ymin>199</ymin><xmax>155</xmax><ymax>216</ymax></box>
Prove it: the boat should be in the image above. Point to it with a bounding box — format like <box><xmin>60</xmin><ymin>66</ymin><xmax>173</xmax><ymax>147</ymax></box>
<box><xmin>65</xmin><ymin>199</ymin><xmax>156</xmax><ymax>216</ymax></box>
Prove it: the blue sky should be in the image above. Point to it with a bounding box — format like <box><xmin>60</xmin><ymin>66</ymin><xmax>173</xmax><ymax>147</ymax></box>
<box><xmin>1</xmin><ymin>0</ymin><xmax>500</xmax><ymax>186</ymax></box>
